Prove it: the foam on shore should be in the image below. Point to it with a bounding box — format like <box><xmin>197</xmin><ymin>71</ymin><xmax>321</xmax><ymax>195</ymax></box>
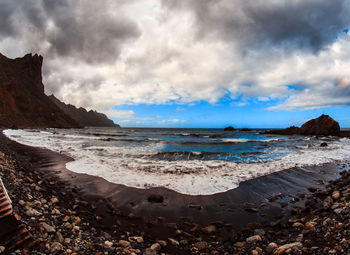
<box><xmin>4</xmin><ymin>129</ymin><xmax>350</xmax><ymax>195</ymax></box>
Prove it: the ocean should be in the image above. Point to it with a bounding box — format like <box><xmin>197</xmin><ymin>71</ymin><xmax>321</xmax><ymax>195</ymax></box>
<box><xmin>3</xmin><ymin>128</ymin><xmax>350</xmax><ymax>195</ymax></box>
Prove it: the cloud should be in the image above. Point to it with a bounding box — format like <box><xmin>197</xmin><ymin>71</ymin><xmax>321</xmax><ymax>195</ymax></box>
<box><xmin>0</xmin><ymin>0</ymin><xmax>350</xmax><ymax>117</ymax></box>
<box><xmin>104</xmin><ymin>109</ymin><xmax>161</xmax><ymax>121</ymax></box>
<box><xmin>161</xmin><ymin>0</ymin><xmax>350</xmax><ymax>52</ymax></box>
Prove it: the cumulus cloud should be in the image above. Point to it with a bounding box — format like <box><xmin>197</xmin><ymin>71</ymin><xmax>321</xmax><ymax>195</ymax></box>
<box><xmin>0</xmin><ymin>0</ymin><xmax>350</xmax><ymax>121</ymax></box>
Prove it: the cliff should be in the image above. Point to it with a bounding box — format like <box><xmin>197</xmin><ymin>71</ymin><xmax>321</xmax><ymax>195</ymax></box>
<box><xmin>0</xmin><ymin>53</ymin><xmax>79</xmax><ymax>128</ymax></box>
<box><xmin>49</xmin><ymin>95</ymin><xmax>119</xmax><ymax>127</ymax></box>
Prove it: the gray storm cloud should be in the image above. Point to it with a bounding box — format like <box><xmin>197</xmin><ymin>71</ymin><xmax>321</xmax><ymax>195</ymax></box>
<box><xmin>0</xmin><ymin>0</ymin><xmax>140</xmax><ymax>63</ymax></box>
<box><xmin>161</xmin><ymin>0</ymin><xmax>350</xmax><ymax>52</ymax></box>
<box><xmin>0</xmin><ymin>0</ymin><xmax>350</xmax><ymax>116</ymax></box>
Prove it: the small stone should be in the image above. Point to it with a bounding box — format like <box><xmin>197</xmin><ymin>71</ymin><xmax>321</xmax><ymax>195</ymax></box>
<box><xmin>246</xmin><ymin>235</ymin><xmax>262</xmax><ymax>243</ymax></box>
<box><xmin>194</xmin><ymin>241</ymin><xmax>208</xmax><ymax>250</ymax></box>
<box><xmin>150</xmin><ymin>243</ymin><xmax>161</xmax><ymax>251</ymax></box>
<box><xmin>158</xmin><ymin>240</ymin><xmax>167</xmax><ymax>247</ymax></box>
<box><xmin>234</xmin><ymin>242</ymin><xmax>245</xmax><ymax>248</ymax></box>
<box><xmin>40</xmin><ymin>222</ymin><xmax>56</xmax><ymax>233</ymax></box>
<box><xmin>251</xmin><ymin>250</ymin><xmax>258</xmax><ymax>255</ymax></box>
<box><xmin>51</xmin><ymin>197</ymin><xmax>59</xmax><ymax>204</ymax></box>
<box><xmin>268</xmin><ymin>242</ymin><xmax>278</xmax><ymax>249</ymax></box>
<box><xmin>254</xmin><ymin>229</ymin><xmax>265</xmax><ymax>236</ymax></box>
<box><xmin>245</xmin><ymin>207</ymin><xmax>259</xmax><ymax>213</ymax></box>
<box><xmin>104</xmin><ymin>241</ymin><xmax>113</xmax><ymax>248</ymax></box>
<box><xmin>50</xmin><ymin>242</ymin><xmax>63</xmax><ymax>252</ymax></box>
<box><xmin>274</xmin><ymin>242</ymin><xmax>303</xmax><ymax>254</ymax></box>
<box><xmin>305</xmin><ymin>221</ymin><xmax>316</xmax><ymax>229</ymax></box>
<box><xmin>64</xmin><ymin>222</ymin><xmax>72</xmax><ymax>229</ymax></box>
<box><xmin>19</xmin><ymin>200</ymin><xmax>26</xmax><ymax>206</ymax></box>
<box><xmin>128</xmin><ymin>213</ymin><xmax>140</xmax><ymax>219</ymax></box>
<box><xmin>332</xmin><ymin>191</ymin><xmax>340</xmax><ymax>200</ymax></box>
<box><xmin>293</xmin><ymin>222</ymin><xmax>304</xmax><ymax>228</ymax></box>
<box><xmin>25</xmin><ymin>207</ymin><xmax>41</xmax><ymax>216</ymax></box>
<box><xmin>144</xmin><ymin>248</ymin><xmax>157</xmax><ymax>255</ymax></box>
<box><xmin>119</xmin><ymin>240</ymin><xmax>131</xmax><ymax>248</ymax></box>
<box><xmin>168</xmin><ymin>238</ymin><xmax>179</xmax><ymax>246</ymax></box>
<box><xmin>55</xmin><ymin>231</ymin><xmax>64</xmax><ymax>243</ymax></box>
<box><xmin>256</xmin><ymin>247</ymin><xmax>263</xmax><ymax>253</ymax></box>
<box><xmin>201</xmin><ymin>225</ymin><xmax>216</xmax><ymax>234</ymax></box>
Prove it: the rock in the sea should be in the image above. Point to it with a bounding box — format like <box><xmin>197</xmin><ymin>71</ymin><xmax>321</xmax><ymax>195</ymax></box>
<box><xmin>299</xmin><ymin>114</ymin><xmax>340</xmax><ymax>135</ymax></box>
<box><xmin>224</xmin><ymin>126</ymin><xmax>235</xmax><ymax>131</ymax></box>
<box><xmin>320</xmin><ymin>142</ymin><xmax>328</xmax><ymax>147</ymax></box>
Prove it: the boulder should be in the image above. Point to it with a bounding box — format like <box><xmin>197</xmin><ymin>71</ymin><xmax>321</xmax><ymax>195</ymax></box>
<box><xmin>224</xmin><ymin>126</ymin><xmax>235</xmax><ymax>131</ymax></box>
<box><xmin>299</xmin><ymin>114</ymin><xmax>340</xmax><ymax>136</ymax></box>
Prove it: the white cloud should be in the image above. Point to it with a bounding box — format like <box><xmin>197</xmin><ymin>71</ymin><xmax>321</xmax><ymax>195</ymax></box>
<box><xmin>1</xmin><ymin>0</ymin><xmax>350</xmax><ymax>116</ymax></box>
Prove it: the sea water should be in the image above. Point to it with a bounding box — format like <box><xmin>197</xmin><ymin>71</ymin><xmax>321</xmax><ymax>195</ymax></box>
<box><xmin>4</xmin><ymin>128</ymin><xmax>350</xmax><ymax>195</ymax></box>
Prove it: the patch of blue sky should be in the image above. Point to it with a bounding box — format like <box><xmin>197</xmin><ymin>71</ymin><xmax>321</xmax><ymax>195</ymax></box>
<box><xmin>111</xmin><ymin>96</ymin><xmax>350</xmax><ymax>128</ymax></box>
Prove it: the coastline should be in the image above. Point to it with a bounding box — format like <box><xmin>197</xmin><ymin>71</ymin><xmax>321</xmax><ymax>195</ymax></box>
<box><xmin>0</xmin><ymin>131</ymin><xmax>349</xmax><ymax>254</ymax></box>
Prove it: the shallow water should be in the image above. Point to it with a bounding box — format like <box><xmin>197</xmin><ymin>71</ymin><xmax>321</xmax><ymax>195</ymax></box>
<box><xmin>4</xmin><ymin>128</ymin><xmax>350</xmax><ymax>195</ymax></box>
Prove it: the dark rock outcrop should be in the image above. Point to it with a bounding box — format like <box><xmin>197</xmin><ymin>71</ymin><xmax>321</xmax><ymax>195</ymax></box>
<box><xmin>224</xmin><ymin>126</ymin><xmax>235</xmax><ymax>131</ymax></box>
<box><xmin>49</xmin><ymin>95</ymin><xmax>119</xmax><ymax>127</ymax></box>
<box><xmin>0</xmin><ymin>53</ymin><xmax>79</xmax><ymax>128</ymax></box>
<box><xmin>265</xmin><ymin>115</ymin><xmax>341</xmax><ymax>136</ymax></box>
<box><xmin>299</xmin><ymin>114</ymin><xmax>340</xmax><ymax>135</ymax></box>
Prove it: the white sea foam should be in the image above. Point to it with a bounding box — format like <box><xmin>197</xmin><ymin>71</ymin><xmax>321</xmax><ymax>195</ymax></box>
<box><xmin>221</xmin><ymin>138</ymin><xmax>250</xmax><ymax>143</ymax></box>
<box><xmin>3</xmin><ymin>129</ymin><xmax>350</xmax><ymax>195</ymax></box>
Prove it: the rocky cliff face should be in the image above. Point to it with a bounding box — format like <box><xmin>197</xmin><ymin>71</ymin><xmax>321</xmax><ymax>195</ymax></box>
<box><xmin>0</xmin><ymin>53</ymin><xmax>79</xmax><ymax>128</ymax></box>
<box><xmin>49</xmin><ymin>95</ymin><xmax>119</xmax><ymax>127</ymax></box>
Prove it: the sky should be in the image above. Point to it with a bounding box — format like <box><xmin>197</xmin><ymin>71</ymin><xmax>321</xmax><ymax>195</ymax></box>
<box><xmin>1</xmin><ymin>0</ymin><xmax>350</xmax><ymax>128</ymax></box>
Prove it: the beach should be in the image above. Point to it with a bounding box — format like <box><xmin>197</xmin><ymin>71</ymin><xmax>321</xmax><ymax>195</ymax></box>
<box><xmin>1</xmin><ymin>130</ymin><xmax>349</xmax><ymax>254</ymax></box>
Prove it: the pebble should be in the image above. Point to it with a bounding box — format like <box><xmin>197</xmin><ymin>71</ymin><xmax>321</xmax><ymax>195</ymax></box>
<box><xmin>50</xmin><ymin>242</ymin><xmax>64</xmax><ymax>252</ymax></box>
<box><xmin>119</xmin><ymin>240</ymin><xmax>131</xmax><ymax>248</ymax></box>
<box><xmin>274</xmin><ymin>242</ymin><xmax>303</xmax><ymax>254</ymax></box>
<box><xmin>40</xmin><ymin>222</ymin><xmax>56</xmax><ymax>233</ymax></box>
<box><xmin>234</xmin><ymin>242</ymin><xmax>245</xmax><ymax>248</ymax></box>
<box><xmin>332</xmin><ymin>191</ymin><xmax>340</xmax><ymax>200</ymax></box>
<box><xmin>25</xmin><ymin>207</ymin><xmax>41</xmax><ymax>216</ymax></box>
<box><xmin>150</xmin><ymin>243</ymin><xmax>161</xmax><ymax>251</ymax></box>
<box><xmin>55</xmin><ymin>231</ymin><xmax>64</xmax><ymax>243</ymax></box>
<box><xmin>104</xmin><ymin>241</ymin><xmax>113</xmax><ymax>248</ymax></box>
<box><xmin>168</xmin><ymin>238</ymin><xmax>179</xmax><ymax>246</ymax></box>
<box><xmin>201</xmin><ymin>225</ymin><xmax>216</xmax><ymax>234</ymax></box>
<box><xmin>194</xmin><ymin>241</ymin><xmax>208</xmax><ymax>250</ymax></box>
<box><xmin>246</xmin><ymin>235</ymin><xmax>262</xmax><ymax>243</ymax></box>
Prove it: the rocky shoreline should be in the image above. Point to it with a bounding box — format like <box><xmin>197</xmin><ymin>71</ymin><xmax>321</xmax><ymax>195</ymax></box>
<box><xmin>0</xmin><ymin>132</ymin><xmax>349</xmax><ymax>254</ymax></box>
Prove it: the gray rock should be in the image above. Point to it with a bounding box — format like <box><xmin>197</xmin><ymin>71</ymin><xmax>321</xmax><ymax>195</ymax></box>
<box><xmin>168</xmin><ymin>238</ymin><xmax>179</xmax><ymax>246</ymax></box>
<box><xmin>50</xmin><ymin>242</ymin><xmax>64</xmax><ymax>252</ymax></box>
<box><xmin>55</xmin><ymin>231</ymin><xmax>64</xmax><ymax>243</ymax></box>
<box><xmin>246</xmin><ymin>235</ymin><xmax>262</xmax><ymax>243</ymax></box>
<box><xmin>25</xmin><ymin>207</ymin><xmax>41</xmax><ymax>216</ymax></box>
<box><xmin>40</xmin><ymin>222</ymin><xmax>56</xmax><ymax>233</ymax></box>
